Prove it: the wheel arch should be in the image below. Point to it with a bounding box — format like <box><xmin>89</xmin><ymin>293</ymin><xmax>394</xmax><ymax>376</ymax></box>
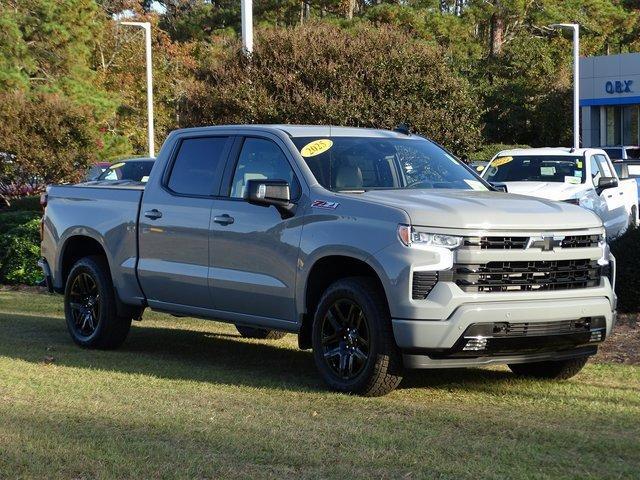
<box><xmin>58</xmin><ymin>232</ymin><xmax>142</xmax><ymax>319</ymax></box>
<box><xmin>298</xmin><ymin>253</ymin><xmax>390</xmax><ymax>350</ymax></box>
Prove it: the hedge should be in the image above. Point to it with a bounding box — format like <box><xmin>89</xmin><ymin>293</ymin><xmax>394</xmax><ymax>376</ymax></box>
<box><xmin>0</xmin><ymin>210</ymin><xmax>42</xmax><ymax>285</ymax></box>
<box><xmin>609</xmin><ymin>226</ymin><xmax>640</xmax><ymax>313</ymax></box>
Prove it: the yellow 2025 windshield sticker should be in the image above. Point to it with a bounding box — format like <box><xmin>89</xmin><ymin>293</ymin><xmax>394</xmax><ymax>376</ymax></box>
<box><xmin>300</xmin><ymin>139</ymin><xmax>333</xmax><ymax>158</ymax></box>
<box><xmin>109</xmin><ymin>162</ymin><xmax>126</xmax><ymax>169</ymax></box>
<box><xmin>491</xmin><ymin>156</ymin><xmax>513</xmax><ymax>168</ymax></box>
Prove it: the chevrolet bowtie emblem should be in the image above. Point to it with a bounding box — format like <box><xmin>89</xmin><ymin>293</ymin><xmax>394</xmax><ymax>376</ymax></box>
<box><xmin>526</xmin><ymin>235</ymin><xmax>565</xmax><ymax>251</ymax></box>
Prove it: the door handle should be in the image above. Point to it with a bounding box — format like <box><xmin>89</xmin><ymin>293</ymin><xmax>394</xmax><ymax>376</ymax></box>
<box><xmin>214</xmin><ymin>214</ymin><xmax>234</xmax><ymax>226</ymax></box>
<box><xmin>144</xmin><ymin>209</ymin><xmax>163</xmax><ymax>220</ymax></box>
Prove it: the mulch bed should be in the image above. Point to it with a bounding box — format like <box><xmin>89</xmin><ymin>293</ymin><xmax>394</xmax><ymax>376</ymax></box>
<box><xmin>594</xmin><ymin>314</ymin><xmax>640</xmax><ymax>365</ymax></box>
<box><xmin>2</xmin><ymin>285</ymin><xmax>639</xmax><ymax>365</ymax></box>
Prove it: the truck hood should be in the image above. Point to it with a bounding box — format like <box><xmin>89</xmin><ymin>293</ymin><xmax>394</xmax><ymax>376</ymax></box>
<box><xmin>500</xmin><ymin>181</ymin><xmax>588</xmax><ymax>201</ymax></box>
<box><xmin>358</xmin><ymin>189</ymin><xmax>602</xmax><ymax>230</ymax></box>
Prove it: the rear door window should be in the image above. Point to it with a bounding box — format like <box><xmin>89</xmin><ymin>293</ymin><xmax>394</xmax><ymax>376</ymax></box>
<box><xmin>167</xmin><ymin>137</ymin><xmax>230</xmax><ymax>196</ymax></box>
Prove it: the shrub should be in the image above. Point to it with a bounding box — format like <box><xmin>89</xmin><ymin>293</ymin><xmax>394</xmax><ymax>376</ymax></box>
<box><xmin>182</xmin><ymin>22</ymin><xmax>482</xmax><ymax>157</ymax></box>
<box><xmin>0</xmin><ymin>210</ymin><xmax>40</xmax><ymax>234</ymax></box>
<box><xmin>0</xmin><ymin>195</ymin><xmax>41</xmax><ymax>213</ymax></box>
<box><xmin>0</xmin><ymin>91</ymin><xmax>99</xmax><ymax>206</ymax></box>
<box><xmin>609</xmin><ymin>227</ymin><xmax>640</xmax><ymax>313</ymax></box>
<box><xmin>0</xmin><ymin>212</ymin><xmax>42</xmax><ymax>285</ymax></box>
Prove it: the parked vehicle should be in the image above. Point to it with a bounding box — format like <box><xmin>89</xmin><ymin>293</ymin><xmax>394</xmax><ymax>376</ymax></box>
<box><xmin>602</xmin><ymin>146</ymin><xmax>640</xmax><ymax>161</ymax></box>
<box><xmin>84</xmin><ymin>162</ymin><xmax>111</xmax><ymax>181</ymax></box>
<box><xmin>481</xmin><ymin>148</ymin><xmax>639</xmax><ymax>237</ymax></box>
<box><xmin>40</xmin><ymin>126</ymin><xmax>617</xmax><ymax>396</ymax></box>
<box><xmin>93</xmin><ymin>158</ymin><xmax>154</xmax><ymax>183</ymax></box>
<box><xmin>612</xmin><ymin>159</ymin><xmax>640</xmax><ymax>206</ymax></box>
<box><xmin>469</xmin><ymin>160</ymin><xmax>488</xmax><ymax>172</ymax></box>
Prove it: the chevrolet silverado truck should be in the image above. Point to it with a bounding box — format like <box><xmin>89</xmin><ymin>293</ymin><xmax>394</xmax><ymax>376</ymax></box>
<box><xmin>40</xmin><ymin>126</ymin><xmax>617</xmax><ymax>396</ymax></box>
<box><xmin>481</xmin><ymin>147</ymin><xmax>639</xmax><ymax>238</ymax></box>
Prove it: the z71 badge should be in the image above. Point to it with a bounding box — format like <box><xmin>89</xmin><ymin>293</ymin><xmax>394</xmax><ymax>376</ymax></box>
<box><xmin>312</xmin><ymin>200</ymin><xmax>339</xmax><ymax>210</ymax></box>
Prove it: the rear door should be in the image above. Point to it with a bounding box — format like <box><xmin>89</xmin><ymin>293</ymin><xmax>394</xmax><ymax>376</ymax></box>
<box><xmin>209</xmin><ymin>135</ymin><xmax>305</xmax><ymax>326</ymax></box>
<box><xmin>138</xmin><ymin>134</ymin><xmax>232</xmax><ymax>310</ymax></box>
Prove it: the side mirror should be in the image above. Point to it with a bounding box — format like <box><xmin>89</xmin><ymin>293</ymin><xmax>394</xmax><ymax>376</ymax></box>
<box><xmin>491</xmin><ymin>182</ymin><xmax>508</xmax><ymax>193</ymax></box>
<box><xmin>597</xmin><ymin>177</ymin><xmax>618</xmax><ymax>193</ymax></box>
<box><xmin>245</xmin><ymin>179</ymin><xmax>295</xmax><ymax>217</ymax></box>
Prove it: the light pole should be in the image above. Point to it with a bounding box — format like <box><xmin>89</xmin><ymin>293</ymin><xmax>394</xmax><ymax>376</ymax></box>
<box><xmin>240</xmin><ymin>0</ymin><xmax>253</xmax><ymax>54</ymax></box>
<box><xmin>120</xmin><ymin>21</ymin><xmax>155</xmax><ymax>158</ymax></box>
<box><xmin>550</xmin><ymin>23</ymin><xmax>580</xmax><ymax>149</ymax></box>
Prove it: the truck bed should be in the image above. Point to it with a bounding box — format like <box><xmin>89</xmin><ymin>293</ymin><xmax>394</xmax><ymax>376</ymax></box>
<box><xmin>41</xmin><ymin>183</ymin><xmax>145</xmax><ymax>305</ymax></box>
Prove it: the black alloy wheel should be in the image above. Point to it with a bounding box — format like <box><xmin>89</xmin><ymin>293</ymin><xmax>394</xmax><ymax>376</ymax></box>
<box><xmin>320</xmin><ymin>299</ymin><xmax>370</xmax><ymax>380</ymax></box>
<box><xmin>312</xmin><ymin>277</ymin><xmax>403</xmax><ymax>396</ymax></box>
<box><xmin>68</xmin><ymin>272</ymin><xmax>101</xmax><ymax>338</ymax></box>
<box><xmin>64</xmin><ymin>255</ymin><xmax>132</xmax><ymax>349</ymax></box>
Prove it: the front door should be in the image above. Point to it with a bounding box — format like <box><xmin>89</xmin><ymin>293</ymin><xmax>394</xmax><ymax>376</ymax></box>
<box><xmin>209</xmin><ymin>136</ymin><xmax>304</xmax><ymax>324</ymax></box>
<box><xmin>590</xmin><ymin>154</ymin><xmax>627</xmax><ymax>236</ymax></box>
<box><xmin>138</xmin><ymin>135</ymin><xmax>232</xmax><ymax>310</ymax></box>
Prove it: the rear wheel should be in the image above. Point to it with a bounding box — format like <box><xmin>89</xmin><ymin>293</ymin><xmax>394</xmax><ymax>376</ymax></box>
<box><xmin>508</xmin><ymin>356</ymin><xmax>589</xmax><ymax>380</ymax></box>
<box><xmin>64</xmin><ymin>256</ymin><xmax>131</xmax><ymax>349</ymax></box>
<box><xmin>312</xmin><ymin>277</ymin><xmax>402</xmax><ymax>396</ymax></box>
<box><xmin>235</xmin><ymin>325</ymin><xmax>287</xmax><ymax>340</ymax></box>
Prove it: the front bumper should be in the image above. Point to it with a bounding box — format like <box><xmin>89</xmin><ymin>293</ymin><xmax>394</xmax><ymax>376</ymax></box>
<box><xmin>392</xmin><ymin>295</ymin><xmax>615</xmax><ymax>368</ymax></box>
<box><xmin>370</xmin><ymin>226</ymin><xmax>616</xmax><ymax>368</ymax></box>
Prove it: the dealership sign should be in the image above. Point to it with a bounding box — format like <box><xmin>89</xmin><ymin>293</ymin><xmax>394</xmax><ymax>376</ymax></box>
<box><xmin>605</xmin><ymin>80</ymin><xmax>633</xmax><ymax>94</ymax></box>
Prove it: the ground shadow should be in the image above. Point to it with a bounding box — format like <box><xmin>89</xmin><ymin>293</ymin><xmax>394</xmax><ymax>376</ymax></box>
<box><xmin>0</xmin><ymin>311</ymin><xmax>545</xmax><ymax>394</ymax></box>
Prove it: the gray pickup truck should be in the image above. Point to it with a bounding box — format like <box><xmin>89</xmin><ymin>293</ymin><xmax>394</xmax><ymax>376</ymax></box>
<box><xmin>40</xmin><ymin>125</ymin><xmax>617</xmax><ymax>396</ymax></box>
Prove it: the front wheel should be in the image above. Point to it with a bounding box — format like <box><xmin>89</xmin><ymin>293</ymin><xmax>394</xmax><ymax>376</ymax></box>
<box><xmin>64</xmin><ymin>256</ymin><xmax>132</xmax><ymax>349</ymax></box>
<box><xmin>312</xmin><ymin>277</ymin><xmax>403</xmax><ymax>396</ymax></box>
<box><xmin>508</xmin><ymin>356</ymin><xmax>589</xmax><ymax>380</ymax></box>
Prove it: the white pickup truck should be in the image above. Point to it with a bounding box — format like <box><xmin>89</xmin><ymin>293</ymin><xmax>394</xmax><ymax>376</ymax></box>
<box><xmin>481</xmin><ymin>148</ymin><xmax>639</xmax><ymax>238</ymax></box>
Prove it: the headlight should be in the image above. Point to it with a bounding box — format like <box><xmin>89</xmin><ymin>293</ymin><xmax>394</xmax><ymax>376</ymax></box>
<box><xmin>397</xmin><ymin>225</ymin><xmax>463</xmax><ymax>249</ymax></box>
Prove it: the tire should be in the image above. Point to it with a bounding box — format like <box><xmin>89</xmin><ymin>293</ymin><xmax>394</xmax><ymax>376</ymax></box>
<box><xmin>508</xmin><ymin>355</ymin><xmax>589</xmax><ymax>380</ymax></box>
<box><xmin>311</xmin><ymin>277</ymin><xmax>403</xmax><ymax>396</ymax></box>
<box><xmin>630</xmin><ymin>206</ymin><xmax>637</xmax><ymax>228</ymax></box>
<box><xmin>64</xmin><ymin>255</ymin><xmax>132</xmax><ymax>349</ymax></box>
<box><xmin>235</xmin><ymin>325</ymin><xmax>287</xmax><ymax>340</ymax></box>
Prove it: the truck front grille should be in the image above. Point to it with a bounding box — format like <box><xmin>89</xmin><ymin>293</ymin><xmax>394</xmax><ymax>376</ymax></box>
<box><xmin>486</xmin><ymin>318</ymin><xmax>596</xmax><ymax>337</ymax></box>
<box><xmin>560</xmin><ymin>235</ymin><xmax>601</xmax><ymax>248</ymax></box>
<box><xmin>412</xmin><ymin>272</ymin><xmax>438</xmax><ymax>299</ymax></box>
<box><xmin>462</xmin><ymin>235</ymin><xmax>600</xmax><ymax>250</ymax></box>
<box><xmin>449</xmin><ymin>259</ymin><xmax>601</xmax><ymax>292</ymax></box>
<box><xmin>463</xmin><ymin>236</ymin><xmax>528</xmax><ymax>249</ymax></box>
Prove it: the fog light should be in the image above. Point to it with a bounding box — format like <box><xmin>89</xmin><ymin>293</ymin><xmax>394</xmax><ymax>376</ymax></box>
<box><xmin>589</xmin><ymin>330</ymin><xmax>603</xmax><ymax>343</ymax></box>
<box><xmin>463</xmin><ymin>337</ymin><xmax>488</xmax><ymax>351</ymax></box>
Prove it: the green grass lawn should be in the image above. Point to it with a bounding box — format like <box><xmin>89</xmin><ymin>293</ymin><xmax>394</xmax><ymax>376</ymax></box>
<box><xmin>1</xmin><ymin>290</ymin><xmax>639</xmax><ymax>479</ymax></box>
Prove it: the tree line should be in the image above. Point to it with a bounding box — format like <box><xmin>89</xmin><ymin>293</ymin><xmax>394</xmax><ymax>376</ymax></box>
<box><xmin>1</xmin><ymin>0</ymin><xmax>639</xmax><ymax>202</ymax></box>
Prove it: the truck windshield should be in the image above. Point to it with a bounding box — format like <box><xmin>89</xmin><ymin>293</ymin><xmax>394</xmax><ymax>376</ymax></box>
<box><xmin>291</xmin><ymin>136</ymin><xmax>488</xmax><ymax>192</ymax></box>
<box><xmin>483</xmin><ymin>155</ymin><xmax>586</xmax><ymax>184</ymax></box>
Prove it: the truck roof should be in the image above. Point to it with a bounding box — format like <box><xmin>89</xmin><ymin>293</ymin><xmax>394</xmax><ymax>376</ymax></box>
<box><xmin>496</xmin><ymin>147</ymin><xmax>601</xmax><ymax>157</ymax></box>
<box><xmin>171</xmin><ymin>124</ymin><xmax>411</xmax><ymax>139</ymax></box>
